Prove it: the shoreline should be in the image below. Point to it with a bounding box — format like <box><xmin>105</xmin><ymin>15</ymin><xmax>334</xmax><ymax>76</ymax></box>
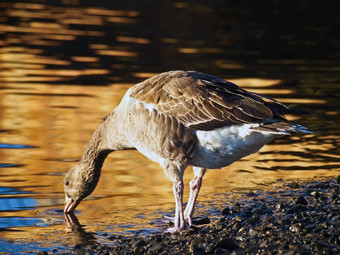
<box><xmin>42</xmin><ymin>176</ymin><xmax>340</xmax><ymax>254</ymax></box>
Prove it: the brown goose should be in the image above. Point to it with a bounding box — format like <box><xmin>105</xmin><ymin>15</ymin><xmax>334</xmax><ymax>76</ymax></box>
<box><xmin>64</xmin><ymin>70</ymin><xmax>311</xmax><ymax>233</ymax></box>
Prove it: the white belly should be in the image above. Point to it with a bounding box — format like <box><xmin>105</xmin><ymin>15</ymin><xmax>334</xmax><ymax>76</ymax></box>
<box><xmin>191</xmin><ymin>124</ymin><xmax>279</xmax><ymax>169</ymax></box>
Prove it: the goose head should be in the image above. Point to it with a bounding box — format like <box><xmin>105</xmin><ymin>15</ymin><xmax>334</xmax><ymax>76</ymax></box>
<box><xmin>63</xmin><ymin>164</ymin><xmax>100</xmax><ymax>213</ymax></box>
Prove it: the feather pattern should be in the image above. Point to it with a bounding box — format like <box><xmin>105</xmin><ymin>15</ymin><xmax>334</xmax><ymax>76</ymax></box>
<box><xmin>129</xmin><ymin>70</ymin><xmax>301</xmax><ymax>131</ymax></box>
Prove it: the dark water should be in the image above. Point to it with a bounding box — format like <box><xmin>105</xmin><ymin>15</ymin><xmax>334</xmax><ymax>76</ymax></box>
<box><xmin>0</xmin><ymin>0</ymin><xmax>339</xmax><ymax>253</ymax></box>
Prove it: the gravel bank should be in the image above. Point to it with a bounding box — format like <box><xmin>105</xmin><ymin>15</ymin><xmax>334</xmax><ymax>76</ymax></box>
<box><xmin>45</xmin><ymin>176</ymin><xmax>340</xmax><ymax>255</ymax></box>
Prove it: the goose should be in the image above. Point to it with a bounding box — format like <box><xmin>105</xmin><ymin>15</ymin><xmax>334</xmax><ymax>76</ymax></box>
<box><xmin>63</xmin><ymin>70</ymin><xmax>311</xmax><ymax>233</ymax></box>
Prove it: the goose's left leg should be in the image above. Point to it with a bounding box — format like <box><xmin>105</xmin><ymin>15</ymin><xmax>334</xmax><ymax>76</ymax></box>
<box><xmin>172</xmin><ymin>179</ymin><xmax>186</xmax><ymax>232</ymax></box>
<box><xmin>184</xmin><ymin>167</ymin><xmax>207</xmax><ymax>226</ymax></box>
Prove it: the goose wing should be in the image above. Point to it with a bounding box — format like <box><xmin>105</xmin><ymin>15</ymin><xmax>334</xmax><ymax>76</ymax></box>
<box><xmin>129</xmin><ymin>70</ymin><xmax>298</xmax><ymax>131</ymax></box>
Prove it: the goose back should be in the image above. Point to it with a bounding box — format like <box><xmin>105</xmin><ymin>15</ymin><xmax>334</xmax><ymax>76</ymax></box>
<box><xmin>129</xmin><ymin>70</ymin><xmax>304</xmax><ymax>131</ymax></box>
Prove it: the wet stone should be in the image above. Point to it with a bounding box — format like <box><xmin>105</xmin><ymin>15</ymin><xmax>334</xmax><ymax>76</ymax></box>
<box><xmin>189</xmin><ymin>238</ymin><xmax>205</xmax><ymax>255</ymax></box>
<box><xmin>213</xmin><ymin>247</ymin><xmax>227</xmax><ymax>255</ymax></box>
<box><xmin>286</xmin><ymin>204</ymin><xmax>304</xmax><ymax>214</ymax></box>
<box><xmin>275</xmin><ymin>201</ymin><xmax>284</xmax><ymax>210</ymax></box>
<box><xmin>294</xmin><ymin>195</ymin><xmax>308</xmax><ymax>205</ymax></box>
<box><xmin>290</xmin><ymin>182</ymin><xmax>300</xmax><ymax>189</ymax></box>
<box><xmin>221</xmin><ymin>206</ymin><xmax>231</xmax><ymax>215</ymax></box>
<box><xmin>132</xmin><ymin>239</ymin><xmax>147</xmax><ymax>254</ymax></box>
<box><xmin>147</xmin><ymin>242</ymin><xmax>163</xmax><ymax>254</ymax></box>
<box><xmin>232</xmin><ymin>203</ymin><xmax>241</xmax><ymax>213</ymax></box>
<box><xmin>232</xmin><ymin>222</ymin><xmax>242</xmax><ymax>231</ymax></box>
<box><xmin>193</xmin><ymin>216</ymin><xmax>210</xmax><ymax>225</ymax></box>
<box><xmin>213</xmin><ymin>222</ymin><xmax>225</xmax><ymax>231</ymax></box>
<box><xmin>259</xmin><ymin>240</ymin><xmax>268</xmax><ymax>248</ymax></box>
<box><xmin>315</xmin><ymin>182</ymin><xmax>330</xmax><ymax>189</ymax></box>
<box><xmin>215</xmin><ymin>238</ymin><xmax>240</xmax><ymax>251</ymax></box>
<box><xmin>311</xmin><ymin>190</ymin><xmax>320</xmax><ymax>198</ymax></box>
<box><xmin>234</xmin><ymin>215</ymin><xmax>243</xmax><ymax>222</ymax></box>
<box><xmin>289</xmin><ymin>223</ymin><xmax>304</xmax><ymax>233</ymax></box>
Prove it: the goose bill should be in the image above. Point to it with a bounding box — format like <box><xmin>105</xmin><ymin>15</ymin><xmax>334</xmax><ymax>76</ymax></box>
<box><xmin>64</xmin><ymin>196</ymin><xmax>80</xmax><ymax>213</ymax></box>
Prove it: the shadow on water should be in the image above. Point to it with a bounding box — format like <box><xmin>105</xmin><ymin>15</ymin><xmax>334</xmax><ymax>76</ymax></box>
<box><xmin>0</xmin><ymin>0</ymin><xmax>339</xmax><ymax>253</ymax></box>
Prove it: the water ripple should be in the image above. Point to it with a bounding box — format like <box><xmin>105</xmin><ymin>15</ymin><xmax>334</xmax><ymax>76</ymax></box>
<box><xmin>0</xmin><ymin>143</ymin><xmax>35</xmax><ymax>149</ymax></box>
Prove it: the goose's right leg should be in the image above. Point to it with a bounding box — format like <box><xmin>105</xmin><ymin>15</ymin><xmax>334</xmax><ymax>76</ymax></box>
<box><xmin>184</xmin><ymin>167</ymin><xmax>206</xmax><ymax>226</ymax></box>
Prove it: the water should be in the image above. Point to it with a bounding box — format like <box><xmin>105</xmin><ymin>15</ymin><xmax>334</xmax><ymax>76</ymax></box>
<box><xmin>0</xmin><ymin>0</ymin><xmax>339</xmax><ymax>253</ymax></box>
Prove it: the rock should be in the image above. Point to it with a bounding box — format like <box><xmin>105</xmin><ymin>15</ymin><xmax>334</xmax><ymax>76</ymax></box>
<box><xmin>287</xmin><ymin>204</ymin><xmax>303</xmax><ymax>214</ymax></box>
<box><xmin>276</xmin><ymin>201</ymin><xmax>284</xmax><ymax>210</ymax></box>
<box><xmin>294</xmin><ymin>195</ymin><xmax>308</xmax><ymax>205</ymax></box>
<box><xmin>248</xmin><ymin>228</ymin><xmax>258</xmax><ymax>236</ymax></box>
<box><xmin>189</xmin><ymin>238</ymin><xmax>205</xmax><ymax>254</ymax></box>
<box><xmin>260</xmin><ymin>240</ymin><xmax>268</xmax><ymax>248</ymax></box>
<box><xmin>250</xmin><ymin>213</ymin><xmax>260</xmax><ymax>223</ymax></box>
<box><xmin>232</xmin><ymin>222</ymin><xmax>242</xmax><ymax>231</ymax></box>
<box><xmin>132</xmin><ymin>239</ymin><xmax>147</xmax><ymax>254</ymax></box>
<box><xmin>311</xmin><ymin>191</ymin><xmax>320</xmax><ymax>198</ymax></box>
<box><xmin>204</xmin><ymin>242</ymin><xmax>215</xmax><ymax>254</ymax></box>
<box><xmin>232</xmin><ymin>203</ymin><xmax>241</xmax><ymax>213</ymax></box>
<box><xmin>213</xmin><ymin>222</ymin><xmax>225</xmax><ymax>231</ymax></box>
<box><xmin>315</xmin><ymin>182</ymin><xmax>329</xmax><ymax>188</ymax></box>
<box><xmin>221</xmin><ymin>206</ymin><xmax>231</xmax><ymax>215</ymax></box>
<box><xmin>213</xmin><ymin>247</ymin><xmax>227</xmax><ymax>255</ymax></box>
<box><xmin>148</xmin><ymin>243</ymin><xmax>163</xmax><ymax>254</ymax></box>
<box><xmin>289</xmin><ymin>223</ymin><xmax>304</xmax><ymax>233</ymax></box>
<box><xmin>215</xmin><ymin>238</ymin><xmax>240</xmax><ymax>250</ymax></box>
<box><xmin>235</xmin><ymin>215</ymin><xmax>243</xmax><ymax>222</ymax></box>
<box><xmin>290</xmin><ymin>182</ymin><xmax>300</xmax><ymax>189</ymax></box>
<box><xmin>193</xmin><ymin>216</ymin><xmax>210</xmax><ymax>225</ymax></box>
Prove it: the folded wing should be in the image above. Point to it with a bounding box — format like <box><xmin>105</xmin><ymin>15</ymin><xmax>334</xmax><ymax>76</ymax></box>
<box><xmin>129</xmin><ymin>70</ymin><xmax>306</xmax><ymax>131</ymax></box>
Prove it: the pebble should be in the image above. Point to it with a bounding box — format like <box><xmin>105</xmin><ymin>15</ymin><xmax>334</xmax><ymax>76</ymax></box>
<box><xmin>215</xmin><ymin>238</ymin><xmax>240</xmax><ymax>250</ymax></box>
<box><xmin>221</xmin><ymin>206</ymin><xmax>230</xmax><ymax>215</ymax></box>
<box><xmin>189</xmin><ymin>238</ymin><xmax>205</xmax><ymax>254</ymax></box>
<box><xmin>294</xmin><ymin>195</ymin><xmax>308</xmax><ymax>205</ymax></box>
<box><xmin>290</xmin><ymin>182</ymin><xmax>300</xmax><ymax>189</ymax></box>
<box><xmin>132</xmin><ymin>239</ymin><xmax>147</xmax><ymax>254</ymax></box>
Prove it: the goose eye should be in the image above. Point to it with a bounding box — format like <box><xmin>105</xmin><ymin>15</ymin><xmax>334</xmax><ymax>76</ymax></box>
<box><xmin>65</xmin><ymin>180</ymin><xmax>70</xmax><ymax>186</ymax></box>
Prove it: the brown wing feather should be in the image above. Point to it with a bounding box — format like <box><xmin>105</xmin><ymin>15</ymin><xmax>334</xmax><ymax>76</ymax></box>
<box><xmin>129</xmin><ymin>70</ymin><xmax>300</xmax><ymax>131</ymax></box>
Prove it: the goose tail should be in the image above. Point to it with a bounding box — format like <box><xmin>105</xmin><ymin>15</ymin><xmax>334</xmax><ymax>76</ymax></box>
<box><xmin>251</xmin><ymin>121</ymin><xmax>313</xmax><ymax>135</ymax></box>
<box><xmin>290</xmin><ymin>123</ymin><xmax>314</xmax><ymax>134</ymax></box>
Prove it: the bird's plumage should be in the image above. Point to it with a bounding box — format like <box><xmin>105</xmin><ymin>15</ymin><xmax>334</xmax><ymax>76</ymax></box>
<box><xmin>129</xmin><ymin>70</ymin><xmax>304</xmax><ymax>131</ymax></box>
<box><xmin>64</xmin><ymin>70</ymin><xmax>311</xmax><ymax>232</ymax></box>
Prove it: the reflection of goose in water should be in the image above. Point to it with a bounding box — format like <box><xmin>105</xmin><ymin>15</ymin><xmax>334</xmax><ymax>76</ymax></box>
<box><xmin>64</xmin><ymin>213</ymin><xmax>97</xmax><ymax>246</ymax></box>
<box><xmin>63</xmin><ymin>70</ymin><xmax>311</xmax><ymax>233</ymax></box>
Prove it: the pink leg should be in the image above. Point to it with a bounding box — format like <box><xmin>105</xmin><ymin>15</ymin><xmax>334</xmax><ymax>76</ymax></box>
<box><xmin>168</xmin><ymin>179</ymin><xmax>186</xmax><ymax>233</ymax></box>
<box><xmin>184</xmin><ymin>176</ymin><xmax>202</xmax><ymax>226</ymax></box>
